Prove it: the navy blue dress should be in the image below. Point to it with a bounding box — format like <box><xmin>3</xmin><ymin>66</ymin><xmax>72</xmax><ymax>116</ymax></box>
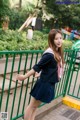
<box><xmin>30</xmin><ymin>52</ymin><xmax>59</xmax><ymax>103</ymax></box>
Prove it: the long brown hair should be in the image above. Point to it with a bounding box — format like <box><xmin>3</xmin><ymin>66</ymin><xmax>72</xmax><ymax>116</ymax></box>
<box><xmin>48</xmin><ymin>29</ymin><xmax>64</xmax><ymax>64</ymax></box>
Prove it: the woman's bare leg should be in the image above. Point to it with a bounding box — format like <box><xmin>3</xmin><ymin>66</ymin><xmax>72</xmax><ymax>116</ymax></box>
<box><xmin>24</xmin><ymin>97</ymin><xmax>41</xmax><ymax>120</ymax></box>
<box><xmin>30</xmin><ymin>108</ymin><xmax>37</xmax><ymax>120</ymax></box>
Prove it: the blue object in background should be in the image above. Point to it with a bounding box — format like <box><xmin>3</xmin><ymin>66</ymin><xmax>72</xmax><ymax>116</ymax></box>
<box><xmin>70</xmin><ymin>32</ymin><xmax>74</xmax><ymax>40</ymax></box>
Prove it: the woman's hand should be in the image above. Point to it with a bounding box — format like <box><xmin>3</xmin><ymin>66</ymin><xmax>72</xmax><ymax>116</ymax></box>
<box><xmin>16</xmin><ymin>74</ymin><xmax>26</xmax><ymax>81</ymax></box>
<box><xmin>34</xmin><ymin>72</ymin><xmax>40</xmax><ymax>78</ymax></box>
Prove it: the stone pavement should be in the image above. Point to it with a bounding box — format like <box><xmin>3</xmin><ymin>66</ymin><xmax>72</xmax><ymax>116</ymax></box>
<box><xmin>40</xmin><ymin>104</ymin><xmax>80</xmax><ymax>120</ymax></box>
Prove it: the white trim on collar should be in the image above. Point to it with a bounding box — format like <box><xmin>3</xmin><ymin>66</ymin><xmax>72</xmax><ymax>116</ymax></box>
<box><xmin>43</xmin><ymin>47</ymin><xmax>54</xmax><ymax>55</ymax></box>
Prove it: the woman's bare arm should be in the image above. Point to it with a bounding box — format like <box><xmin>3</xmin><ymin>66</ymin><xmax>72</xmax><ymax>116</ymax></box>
<box><xmin>16</xmin><ymin>69</ymin><xmax>35</xmax><ymax>81</ymax></box>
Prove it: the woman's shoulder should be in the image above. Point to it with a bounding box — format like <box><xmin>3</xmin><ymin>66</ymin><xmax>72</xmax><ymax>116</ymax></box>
<box><xmin>41</xmin><ymin>52</ymin><xmax>55</xmax><ymax>62</ymax></box>
<box><xmin>42</xmin><ymin>52</ymin><xmax>54</xmax><ymax>57</ymax></box>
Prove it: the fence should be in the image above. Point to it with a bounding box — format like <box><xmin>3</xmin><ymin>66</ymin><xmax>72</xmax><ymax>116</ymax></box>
<box><xmin>0</xmin><ymin>49</ymin><xmax>80</xmax><ymax>120</ymax></box>
<box><xmin>64</xmin><ymin>49</ymin><xmax>80</xmax><ymax>99</ymax></box>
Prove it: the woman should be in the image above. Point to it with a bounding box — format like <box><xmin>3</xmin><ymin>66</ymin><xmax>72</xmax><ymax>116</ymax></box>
<box><xmin>16</xmin><ymin>29</ymin><xmax>64</xmax><ymax>120</ymax></box>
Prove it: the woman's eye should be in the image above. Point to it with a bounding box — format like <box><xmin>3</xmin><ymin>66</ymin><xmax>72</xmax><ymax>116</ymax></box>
<box><xmin>55</xmin><ymin>38</ymin><xmax>58</xmax><ymax>40</ymax></box>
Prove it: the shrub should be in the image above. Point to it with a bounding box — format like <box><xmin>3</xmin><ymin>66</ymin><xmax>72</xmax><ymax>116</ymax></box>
<box><xmin>0</xmin><ymin>29</ymin><xmax>73</xmax><ymax>51</ymax></box>
<box><xmin>62</xmin><ymin>40</ymin><xmax>73</xmax><ymax>50</ymax></box>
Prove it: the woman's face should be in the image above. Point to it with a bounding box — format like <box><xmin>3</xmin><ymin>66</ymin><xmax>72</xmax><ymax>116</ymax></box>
<box><xmin>54</xmin><ymin>33</ymin><xmax>63</xmax><ymax>48</ymax></box>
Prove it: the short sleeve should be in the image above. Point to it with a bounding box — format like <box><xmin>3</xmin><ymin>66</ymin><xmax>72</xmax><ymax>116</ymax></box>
<box><xmin>33</xmin><ymin>53</ymin><xmax>53</xmax><ymax>73</ymax></box>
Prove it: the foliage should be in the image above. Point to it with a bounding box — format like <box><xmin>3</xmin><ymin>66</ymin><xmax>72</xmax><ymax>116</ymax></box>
<box><xmin>1</xmin><ymin>0</ymin><xmax>80</xmax><ymax>30</ymax></box>
<box><xmin>62</xmin><ymin>40</ymin><xmax>73</xmax><ymax>50</ymax></box>
<box><xmin>9</xmin><ymin>4</ymin><xmax>36</xmax><ymax>29</ymax></box>
<box><xmin>0</xmin><ymin>0</ymin><xmax>11</xmax><ymax>26</ymax></box>
<box><xmin>9</xmin><ymin>9</ymin><xmax>29</xmax><ymax>29</ymax></box>
<box><xmin>0</xmin><ymin>0</ymin><xmax>36</xmax><ymax>29</ymax></box>
<box><xmin>0</xmin><ymin>0</ymin><xmax>80</xmax><ymax>30</ymax></box>
<box><xmin>34</xmin><ymin>0</ymin><xmax>80</xmax><ymax>30</ymax></box>
<box><xmin>43</xmin><ymin>0</ymin><xmax>80</xmax><ymax>30</ymax></box>
<box><xmin>0</xmin><ymin>29</ymin><xmax>73</xmax><ymax>51</ymax></box>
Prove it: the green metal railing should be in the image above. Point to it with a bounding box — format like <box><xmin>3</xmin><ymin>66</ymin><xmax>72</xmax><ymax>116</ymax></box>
<box><xmin>65</xmin><ymin>50</ymin><xmax>80</xmax><ymax>99</ymax></box>
<box><xmin>0</xmin><ymin>50</ymin><xmax>80</xmax><ymax>120</ymax></box>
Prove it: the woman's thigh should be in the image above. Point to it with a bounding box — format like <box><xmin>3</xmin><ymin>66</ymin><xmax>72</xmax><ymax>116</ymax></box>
<box><xmin>29</xmin><ymin>97</ymin><xmax>42</xmax><ymax>108</ymax></box>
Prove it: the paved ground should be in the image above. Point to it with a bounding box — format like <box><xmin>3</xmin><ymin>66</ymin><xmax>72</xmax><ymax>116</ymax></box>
<box><xmin>40</xmin><ymin>104</ymin><xmax>80</xmax><ymax>120</ymax></box>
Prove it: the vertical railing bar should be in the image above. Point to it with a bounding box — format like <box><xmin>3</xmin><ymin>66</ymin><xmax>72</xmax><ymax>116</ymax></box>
<box><xmin>72</xmin><ymin>70</ymin><xmax>78</xmax><ymax>95</ymax></box>
<box><xmin>22</xmin><ymin>54</ymin><xmax>29</xmax><ymax>114</ymax></box>
<box><xmin>62</xmin><ymin>51</ymin><xmax>70</xmax><ymax>95</ymax></box>
<box><xmin>67</xmin><ymin>64</ymin><xmax>74</xmax><ymax>95</ymax></box>
<box><xmin>28</xmin><ymin>53</ymin><xmax>39</xmax><ymax>104</ymax></box>
<box><xmin>11</xmin><ymin>81</ymin><xmax>18</xmax><ymax>120</ymax></box>
<box><xmin>5</xmin><ymin>54</ymin><xmax>16</xmax><ymax>111</ymax></box>
<box><xmin>0</xmin><ymin>54</ymin><xmax>8</xmax><ymax>111</ymax></box>
<box><xmin>77</xmin><ymin>85</ymin><xmax>80</xmax><ymax>98</ymax></box>
<box><xmin>27</xmin><ymin>53</ymin><xmax>34</xmax><ymax>104</ymax></box>
<box><xmin>57</xmin><ymin>82</ymin><xmax>61</xmax><ymax>96</ymax></box>
<box><xmin>59</xmin><ymin>78</ymin><xmax>65</xmax><ymax>95</ymax></box>
<box><xmin>29</xmin><ymin>53</ymin><xmax>34</xmax><ymax>69</ymax></box>
<box><xmin>10</xmin><ymin>54</ymin><xmax>22</xmax><ymax>120</ymax></box>
<box><xmin>61</xmin><ymin>52</ymin><xmax>69</xmax><ymax>94</ymax></box>
<box><xmin>22</xmin><ymin>79</ymin><xmax>29</xmax><ymax>114</ymax></box>
<box><xmin>16</xmin><ymin>79</ymin><xmax>24</xmax><ymax>116</ymax></box>
<box><xmin>23</xmin><ymin>54</ymin><xmax>28</xmax><ymax>75</ymax></box>
<box><xmin>62</xmin><ymin>51</ymin><xmax>72</xmax><ymax>95</ymax></box>
<box><xmin>55</xmin><ymin>83</ymin><xmax>59</xmax><ymax>97</ymax></box>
